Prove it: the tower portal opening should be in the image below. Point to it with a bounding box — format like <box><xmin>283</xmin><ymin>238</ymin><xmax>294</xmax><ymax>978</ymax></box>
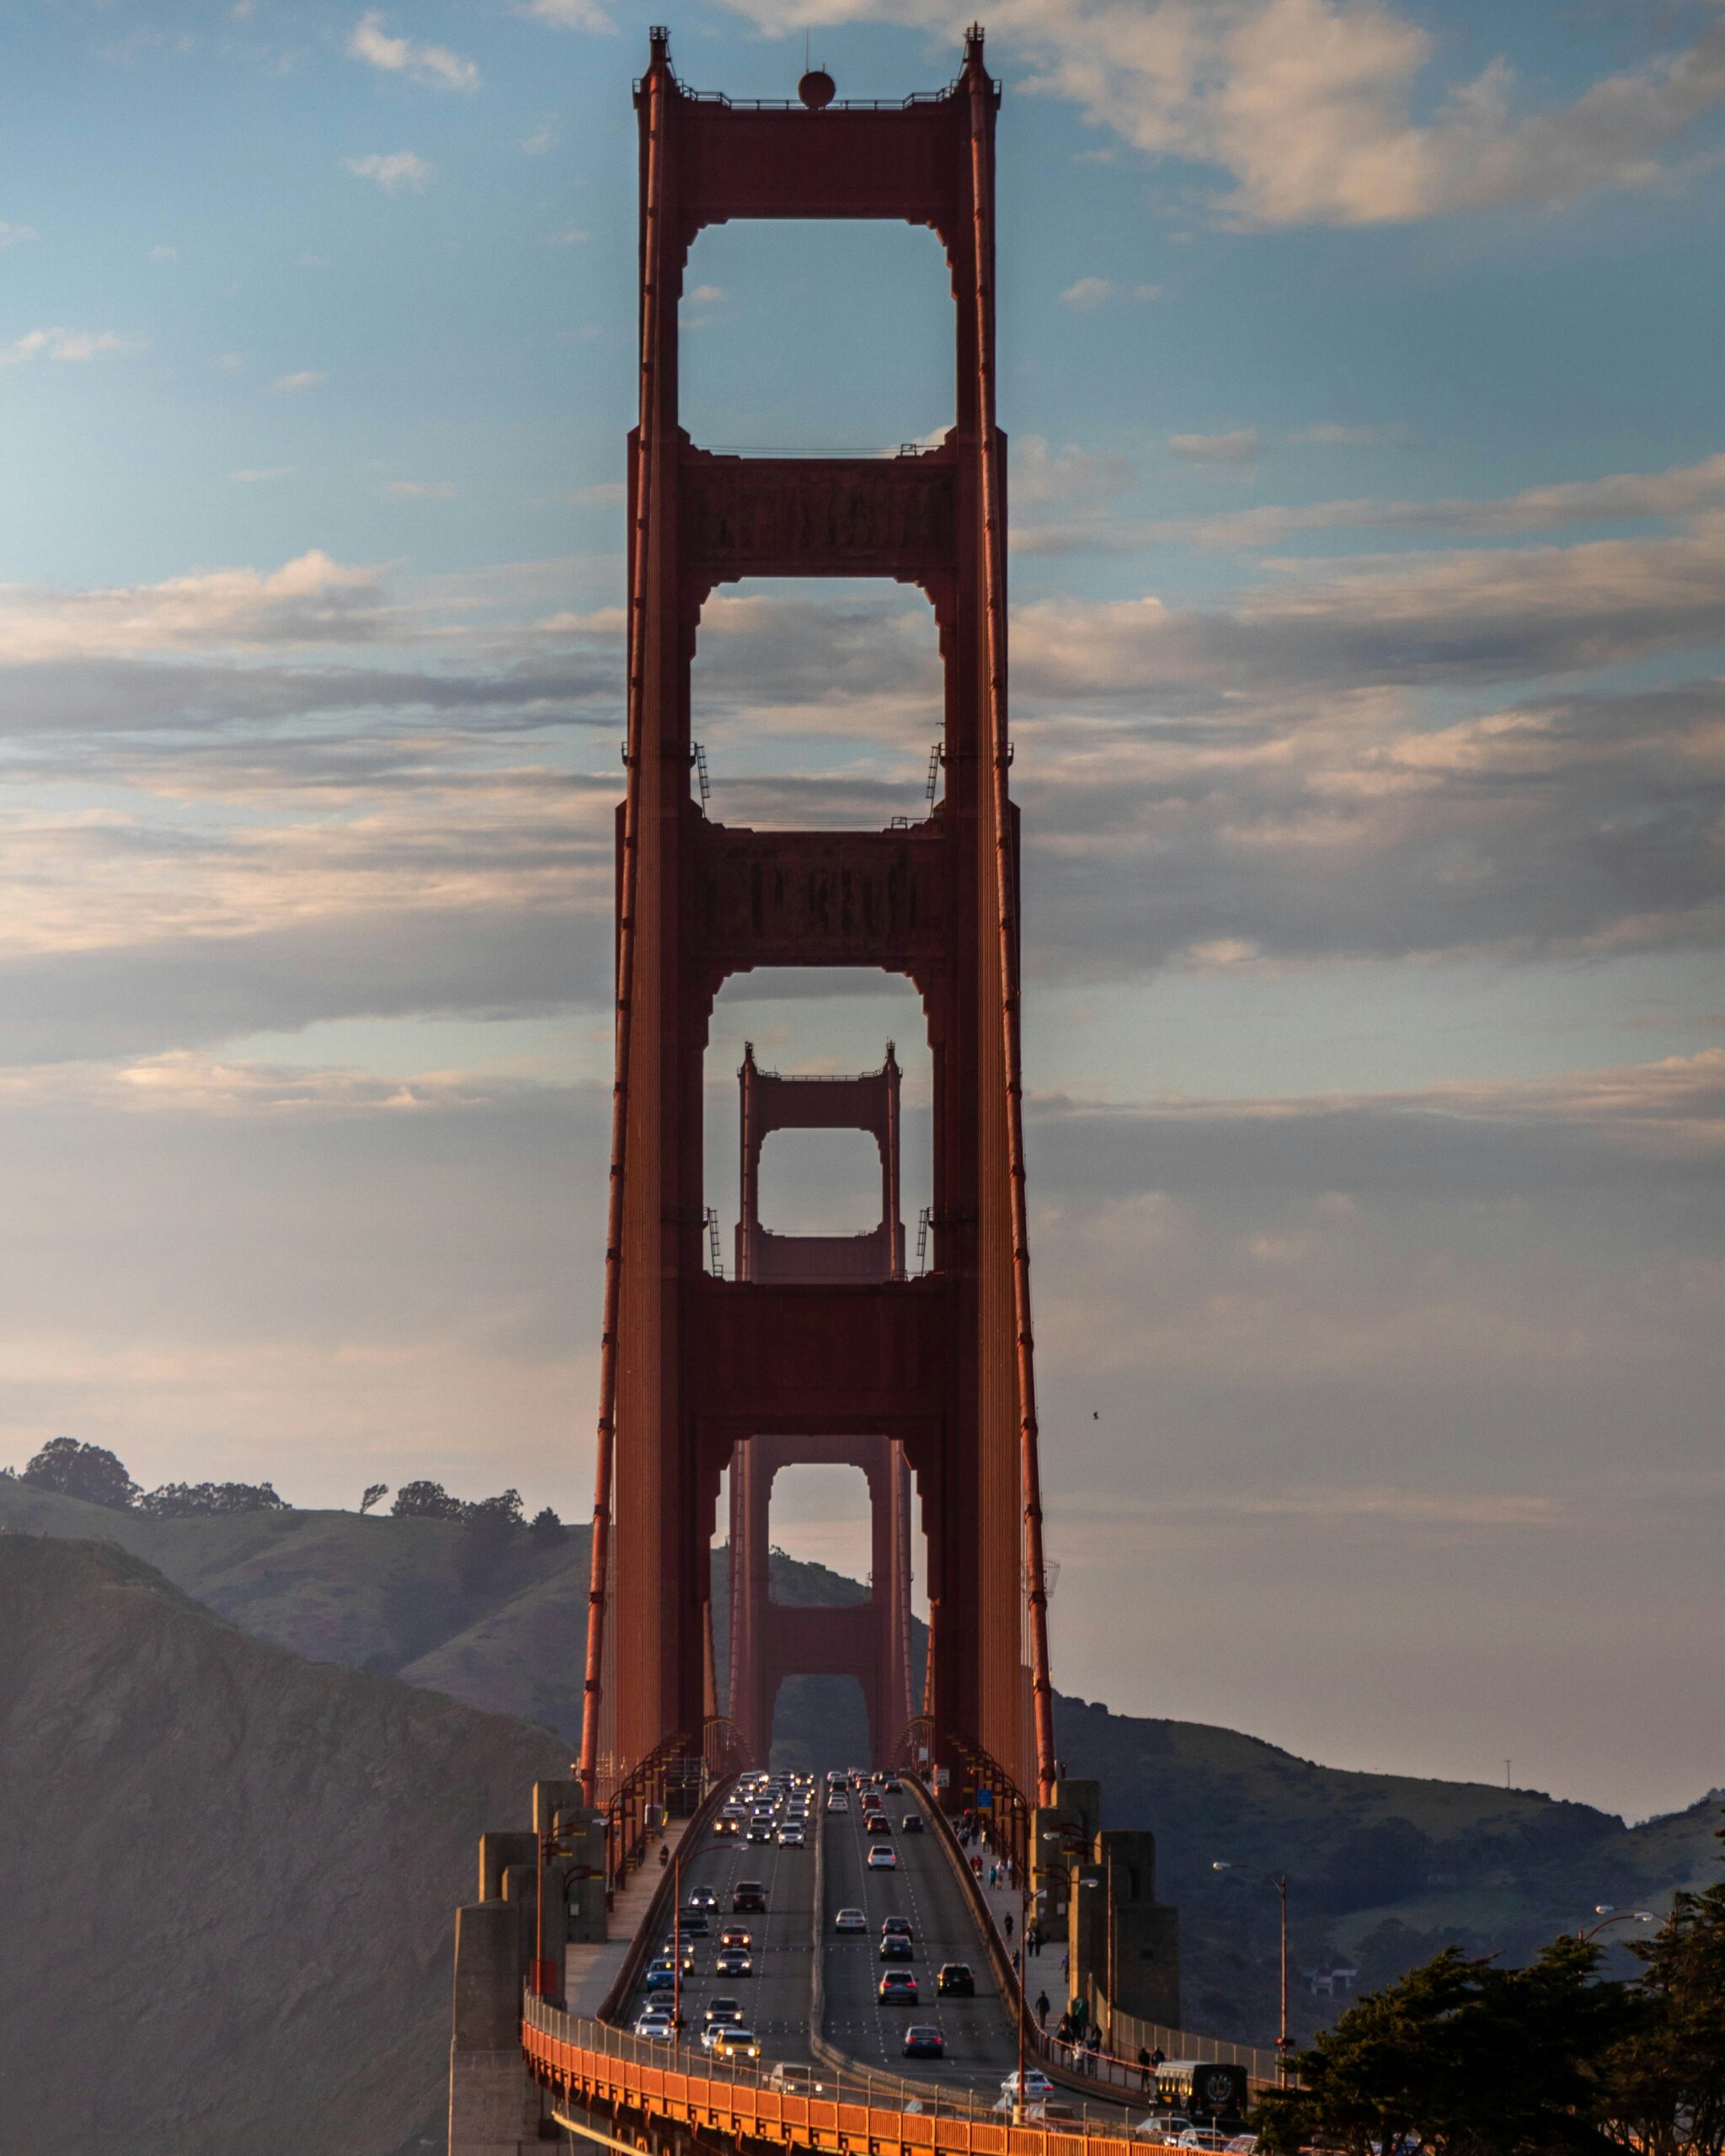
<box><xmin>766</xmin><ymin>1461</ymin><xmax>874</xmax><ymax>1602</ymax></box>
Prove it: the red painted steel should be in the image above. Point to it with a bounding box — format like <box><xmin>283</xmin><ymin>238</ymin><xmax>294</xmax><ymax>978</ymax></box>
<box><xmin>582</xmin><ymin>24</ymin><xmax>1051</xmax><ymax>1805</ymax></box>
<box><xmin>962</xmin><ymin>35</ymin><xmax>1057</xmax><ymax>1806</ymax></box>
<box><xmin>576</xmin><ymin>36</ymin><xmax>665</xmax><ymax>1807</ymax></box>
<box><xmin>727</xmin><ymin>1046</ymin><xmax>915</xmax><ymax>1764</ymax></box>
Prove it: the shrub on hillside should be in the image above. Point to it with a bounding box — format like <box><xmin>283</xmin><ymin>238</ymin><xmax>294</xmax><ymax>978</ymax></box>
<box><xmin>20</xmin><ymin>1438</ymin><xmax>140</xmax><ymax>1511</ymax></box>
<box><xmin>530</xmin><ymin>1506</ymin><xmax>567</xmax><ymax>1548</ymax></box>
<box><xmin>391</xmin><ymin>1481</ymin><xmax>468</xmax><ymax>1521</ymax></box>
<box><xmin>136</xmin><ymin>1481</ymin><xmax>291</xmax><ymax>1518</ymax></box>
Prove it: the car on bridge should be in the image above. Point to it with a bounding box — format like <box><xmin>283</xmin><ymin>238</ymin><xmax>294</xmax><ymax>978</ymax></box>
<box><xmin>777</xmin><ymin>1826</ymin><xmax>805</xmax><ymax>1847</ymax></box>
<box><xmin>902</xmin><ymin>2025</ymin><xmax>945</xmax><ymax>2059</ymax></box>
<box><xmin>866</xmin><ymin>1844</ymin><xmax>898</xmax><ymax>1870</ymax></box>
<box><xmin>679</xmin><ymin>1913</ymin><xmax>711</xmax><ymax>1935</ymax></box>
<box><xmin>883</xmin><ymin>1775</ymin><xmax>904</xmax><ymax>1792</ymax></box>
<box><xmin>702</xmin><ymin>1997</ymin><xmax>744</xmax><ymax>2026</ymax></box>
<box><xmin>714</xmin><ymin>1949</ymin><xmax>753</xmax><ymax>1977</ymax></box>
<box><xmin>879</xmin><ymin>1933</ymin><xmax>913</xmax><ymax>1961</ymax></box>
<box><xmin>768</xmin><ymin>2063</ymin><xmax>831</xmax><ymax>2096</ymax></box>
<box><xmin>713</xmin><ymin>1817</ymin><xmax>740</xmax><ymax>1837</ymax></box>
<box><xmin>827</xmin><ymin>1796</ymin><xmax>849</xmax><ymax>1812</ymax></box>
<box><xmin>881</xmin><ymin>1916</ymin><xmax>913</xmax><ymax>1938</ymax></box>
<box><xmin>633</xmin><ymin>2013</ymin><xmax>677</xmax><ymax>2043</ymax></box>
<box><xmin>718</xmin><ymin>1927</ymin><xmax>752</xmax><ymax>1951</ymax></box>
<box><xmin>900</xmin><ymin>1813</ymin><xmax>925</xmax><ymax>1833</ymax></box>
<box><xmin>686</xmin><ymin>1888</ymin><xmax>718</xmax><ymax>1910</ymax></box>
<box><xmin>833</xmin><ymin>1906</ymin><xmax>867</xmax><ymax>1933</ymax></box>
<box><xmin>732</xmin><ymin>1880</ymin><xmax>767</xmax><ymax>1912</ymax></box>
<box><xmin>699</xmin><ymin>2016</ymin><xmax>743</xmax><ymax>2052</ymax></box>
<box><xmin>643</xmin><ymin>1961</ymin><xmax>678</xmax><ymax>1992</ymax></box>
<box><xmin>746</xmin><ymin>1824</ymin><xmax>773</xmax><ymax>1843</ymax></box>
<box><xmin>1000</xmin><ymin>2070</ymin><xmax>1055</xmax><ymax>2101</ymax></box>
<box><xmin>935</xmin><ymin>1962</ymin><xmax>974</xmax><ymax>1995</ymax></box>
<box><xmin>866</xmin><ymin>1815</ymin><xmax>893</xmax><ymax>1836</ymax></box>
<box><xmin>878</xmin><ymin>1970</ymin><xmax>919</xmax><ymax>2004</ymax></box>
<box><xmin>710</xmin><ymin>2027</ymin><xmax>761</xmax><ymax>2062</ymax></box>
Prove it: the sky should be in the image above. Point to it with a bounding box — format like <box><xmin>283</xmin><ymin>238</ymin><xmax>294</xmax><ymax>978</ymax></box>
<box><xmin>2</xmin><ymin>0</ymin><xmax>1722</xmax><ymax>1823</ymax></box>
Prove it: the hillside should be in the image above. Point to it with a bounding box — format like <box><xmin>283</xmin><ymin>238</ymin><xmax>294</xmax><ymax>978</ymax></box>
<box><xmin>5</xmin><ymin>1477</ymin><xmax>1718</xmax><ymax>2051</ymax></box>
<box><xmin>1055</xmin><ymin>1695</ymin><xmax>1725</xmax><ymax>2042</ymax></box>
<box><xmin>0</xmin><ymin>1533</ymin><xmax>568</xmax><ymax>2156</ymax></box>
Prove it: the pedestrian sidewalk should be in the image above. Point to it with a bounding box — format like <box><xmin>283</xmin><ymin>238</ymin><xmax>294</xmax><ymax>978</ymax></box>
<box><xmin>563</xmin><ymin>1817</ymin><xmax>695</xmax><ymax>2020</ymax></box>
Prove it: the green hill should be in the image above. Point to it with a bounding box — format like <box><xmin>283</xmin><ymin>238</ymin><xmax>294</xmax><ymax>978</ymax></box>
<box><xmin>5</xmin><ymin>1476</ymin><xmax>1717</xmax><ymax>2051</ymax></box>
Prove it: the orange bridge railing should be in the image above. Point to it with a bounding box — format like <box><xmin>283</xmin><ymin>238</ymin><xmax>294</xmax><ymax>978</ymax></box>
<box><xmin>524</xmin><ymin>1994</ymin><xmax>1194</xmax><ymax>2155</ymax></box>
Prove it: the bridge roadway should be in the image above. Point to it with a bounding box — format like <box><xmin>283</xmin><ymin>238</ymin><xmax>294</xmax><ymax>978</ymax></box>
<box><xmin>617</xmin><ymin>1777</ymin><xmax>1024</xmax><ymax>2103</ymax></box>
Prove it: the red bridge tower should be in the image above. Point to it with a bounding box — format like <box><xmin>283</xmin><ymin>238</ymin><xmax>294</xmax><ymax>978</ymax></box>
<box><xmin>579</xmin><ymin>24</ymin><xmax>1055</xmax><ymax>1807</ymax></box>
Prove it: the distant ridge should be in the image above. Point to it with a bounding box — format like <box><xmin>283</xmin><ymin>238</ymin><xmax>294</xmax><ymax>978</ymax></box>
<box><xmin>3</xmin><ymin>1478</ymin><xmax>1719</xmax><ymax>2052</ymax></box>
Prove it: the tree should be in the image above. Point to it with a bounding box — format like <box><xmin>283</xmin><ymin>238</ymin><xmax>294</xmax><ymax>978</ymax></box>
<box><xmin>359</xmin><ymin>1483</ymin><xmax>388</xmax><ymax>1516</ymax></box>
<box><xmin>530</xmin><ymin>1505</ymin><xmax>567</xmax><ymax>1549</ymax></box>
<box><xmin>136</xmin><ymin>1481</ymin><xmax>289</xmax><ymax>1518</ymax></box>
<box><xmin>1256</xmin><ymin>1936</ymin><xmax>1639</xmax><ymax>2156</ymax></box>
<box><xmin>467</xmin><ymin>1489</ymin><xmax>525</xmax><ymax>1530</ymax></box>
<box><xmin>20</xmin><ymin>1438</ymin><xmax>139</xmax><ymax>1511</ymax></box>
<box><xmin>391</xmin><ymin>1481</ymin><xmax>467</xmax><ymax>1520</ymax></box>
<box><xmin>1602</xmin><ymin>1823</ymin><xmax>1725</xmax><ymax>2156</ymax></box>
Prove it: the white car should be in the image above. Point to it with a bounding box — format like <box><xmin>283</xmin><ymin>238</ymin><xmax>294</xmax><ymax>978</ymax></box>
<box><xmin>866</xmin><ymin>1844</ymin><xmax>898</xmax><ymax>1870</ymax></box>
<box><xmin>633</xmin><ymin>2014</ymin><xmax>676</xmax><ymax>2043</ymax></box>
<box><xmin>778</xmin><ymin>1827</ymin><xmax>805</xmax><ymax>1847</ymax></box>
<box><xmin>834</xmin><ymin>1906</ymin><xmax>868</xmax><ymax>1933</ymax></box>
<box><xmin>828</xmin><ymin>1796</ymin><xmax>849</xmax><ymax>1812</ymax></box>
<box><xmin>1001</xmin><ymin>2071</ymin><xmax>1056</xmax><ymax>2100</ymax></box>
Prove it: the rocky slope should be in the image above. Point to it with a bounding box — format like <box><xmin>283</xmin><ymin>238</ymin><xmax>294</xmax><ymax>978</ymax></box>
<box><xmin>0</xmin><ymin>1532</ymin><xmax>568</xmax><ymax>2156</ymax></box>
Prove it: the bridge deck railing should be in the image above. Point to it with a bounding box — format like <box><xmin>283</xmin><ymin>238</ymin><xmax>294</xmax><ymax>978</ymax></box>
<box><xmin>524</xmin><ymin>1993</ymin><xmax>1194</xmax><ymax>2153</ymax></box>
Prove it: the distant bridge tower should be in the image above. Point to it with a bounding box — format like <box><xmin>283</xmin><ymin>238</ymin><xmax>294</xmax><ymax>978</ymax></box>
<box><xmin>579</xmin><ymin>24</ymin><xmax>1056</xmax><ymax>1809</ymax></box>
<box><xmin>726</xmin><ymin>1044</ymin><xmax>917</xmax><ymax>1767</ymax></box>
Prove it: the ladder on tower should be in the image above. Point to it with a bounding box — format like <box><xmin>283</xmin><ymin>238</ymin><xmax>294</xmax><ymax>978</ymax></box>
<box><xmin>925</xmin><ymin>741</ymin><xmax>942</xmax><ymax>811</ymax></box>
<box><xmin>692</xmin><ymin>741</ymin><xmax>712</xmax><ymax>812</ymax></box>
<box><xmin>704</xmin><ymin>1205</ymin><xmax>725</xmax><ymax>1278</ymax></box>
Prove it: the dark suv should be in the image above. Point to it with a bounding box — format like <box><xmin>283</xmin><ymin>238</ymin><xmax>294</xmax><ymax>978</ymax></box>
<box><xmin>731</xmin><ymin>1881</ymin><xmax>767</xmax><ymax>1913</ymax></box>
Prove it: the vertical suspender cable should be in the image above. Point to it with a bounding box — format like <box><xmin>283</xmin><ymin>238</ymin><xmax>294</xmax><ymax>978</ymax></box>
<box><xmin>579</xmin><ymin>49</ymin><xmax>663</xmax><ymax>1806</ymax></box>
<box><xmin>967</xmin><ymin>35</ymin><xmax>1058</xmax><ymax>1809</ymax></box>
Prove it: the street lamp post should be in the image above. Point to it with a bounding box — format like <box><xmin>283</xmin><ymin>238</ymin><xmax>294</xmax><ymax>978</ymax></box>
<box><xmin>1215</xmin><ymin>1861</ymin><xmax>1290</xmax><ymax>2079</ymax></box>
<box><xmin>1579</xmin><ymin>1905</ymin><xmax>1654</xmax><ymax>1946</ymax></box>
<box><xmin>1078</xmin><ymin>1854</ymin><xmax>1117</xmax><ymax>2050</ymax></box>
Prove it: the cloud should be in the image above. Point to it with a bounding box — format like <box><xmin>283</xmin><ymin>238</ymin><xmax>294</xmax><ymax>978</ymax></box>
<box><xmin>0</xmin><ymin>551</ymin><xmax>387</xmax><ymax>663</ymax></box>
<box><xmin>1012</xmin><ymin>447</ymin><xmax>1725</xmax><ymax>555</ymax></box>
<box><xmin>346</xmin><ymin>11</ymin><xmax>479</xmax><ymax>90</ymax></box>
<box><xmin>687</xmin><ymin>284</ymin><xmax>725</xmax><ymax>305</ymax></box>
<box><xmin>0</xmin><ymin>328</ymin><xmax>143</xmax><ymax>366</ymax></box>
<box><xmin>342</xmin><ymin>151</ymin><xmax>433</xmax><ymax>193</ymax></box>
<box><xmin>519</xmin><ymin>115</ymin><xmax>559</xmax><ymax>155</ymax></box>
<box><xmin>228</xmin><ymin>467</ymin><xmax>293</xmax><ymax>484</ymax></box>
<box><xmin>211</xmin><ymin>352</ymin><xmax>245</xmax><ymax>375</ymax></box>
<box><xmin>1167</xmin><ymin>428</ymin><xmax>1262</xmax><ymax>463</ymax></box>
<box><xmin>546</xmin><ymin>228</ymin><xmax>589</xmax><ymax>246</ymax></box>
<box><xmin>1290</xmin><ymin>421</ymin><xmax>1415</xmax><ymax>447</ymax></box>
<box><xmin>1013</xmin><ymin>435</ymin><xmax>1137</xmax><ymax>508</ymax></box>
<box><xmin>1060</xmin><ymin>275</ymin><xmax>1115</xmax><ymax>307</ymax></box>
<box><xmin>519</xmin><ymin>0</ymin><xmax>617</xmax><ymax>31</ymax></box>
<box><xmin>148</xmin><ymin>244</ymin><xmax>179</xmax><ymax>264</ymax></box>
<box><xmin>716</xmin><ymin>0</ymin><xmax>1725</xmax><ymax>227</ymax></box>
<box><xmin>383</xmin><ymin>479</ymin><xmax>457</xmax><ymax>499</ymax></box>
<box><xmin>0</xmin><ymin>221</ymin><xmax>38</xmax><ymax>248</ymax></box>
<box><xmin>269</xmin><ymin>370</ymin><xmax>329</xmax><ymax>394</ymax></box>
